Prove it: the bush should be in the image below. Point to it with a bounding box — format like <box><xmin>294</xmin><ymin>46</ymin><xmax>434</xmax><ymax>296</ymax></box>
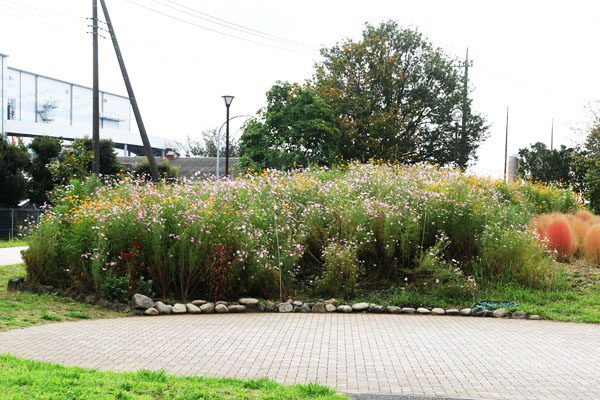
<box><xmin>583</xmin><ymin>225</ymin><xmax>600</xmax><ymax>264</ymax></box>
<box><xmin>24</xmin><ymin>163</ymin><xmax>574</xmax><ymax>300</ymax></box>
<box><xmin>545</xmin><ymin>217</ymin><xmax>577</xmax><ymax>260</ymax></box>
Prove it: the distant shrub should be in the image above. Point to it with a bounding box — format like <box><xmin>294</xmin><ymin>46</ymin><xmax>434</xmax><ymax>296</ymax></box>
<box><xmin>545</xmin><ymin>217</ymin><xmax>577</xmax><ymax>260</ymax></box>
<box><xmin>583</xmin><ymin>225</ymin><xmax>600</xmax><ymax>264</ymax></box>
<box><xmin>316</xmin><ymin>240</ymin><xmax>358</xmax><ymax>297</ymax></box>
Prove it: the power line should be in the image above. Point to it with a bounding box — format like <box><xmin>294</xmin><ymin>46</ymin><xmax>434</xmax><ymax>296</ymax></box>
<box><xmin>155</xmin><ymin>0</ymin><xmax>318</xmax><ymax>50</ymax></box>
<box><xmin>0</xmin><ymin>0</ymin><xmax>84</xmax><ymax>20</ymax></box>
<box><xmin>123</xmin><ymin>0</ymin><xmax>319</xmax><ymax>57</ymax></box>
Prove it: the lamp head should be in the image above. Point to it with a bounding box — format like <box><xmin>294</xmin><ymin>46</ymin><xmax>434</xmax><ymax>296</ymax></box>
<box><xmin>222</xmin><ymin>95</ymin><xmax>234</xmax><ymax>106</ymax></box>
<box><xmin>451</xmin><ymin>108</ymin><xmax>463</xmax><ymax>123</ymax></box>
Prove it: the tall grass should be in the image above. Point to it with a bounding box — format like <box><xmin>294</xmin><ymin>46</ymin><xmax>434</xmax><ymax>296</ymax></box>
<box><xmin>22</xmin><ymin>163</ymin><xmax>578</xmax><ymax>300</ymax></box>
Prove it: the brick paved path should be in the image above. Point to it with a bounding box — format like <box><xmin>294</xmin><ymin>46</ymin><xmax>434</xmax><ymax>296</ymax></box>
<box><xmin>0</xmin><ymin>314</ymin><xmax>598</xmax><ymax>399</ymax></box>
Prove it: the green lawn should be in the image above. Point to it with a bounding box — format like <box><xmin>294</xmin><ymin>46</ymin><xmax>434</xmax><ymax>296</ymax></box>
<box><xmin>0</xmin><ymin>355</ymin><xmax>348</xmax><ymax>400</ymax></box>
<box><xmin>0</xmin><ymin>263</ymin><xmax>121</xmax><ymax>332</ymax></box>
<box><xmin>0</xmin><ymin>240</ymin><xmax>28</xmax><ymax>249</ymax></box>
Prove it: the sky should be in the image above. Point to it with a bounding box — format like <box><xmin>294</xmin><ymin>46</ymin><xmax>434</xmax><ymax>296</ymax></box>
<box><xmin>1</xmin><ymin>0</ymin><xmax>599</xmax><ymax>177</ymax></box>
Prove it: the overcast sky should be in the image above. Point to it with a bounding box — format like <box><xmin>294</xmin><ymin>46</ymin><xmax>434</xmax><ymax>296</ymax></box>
<box><xmin>1</xmin><ymin>0</ymin><xmax>598</xmax><ymax>177</ymax></box>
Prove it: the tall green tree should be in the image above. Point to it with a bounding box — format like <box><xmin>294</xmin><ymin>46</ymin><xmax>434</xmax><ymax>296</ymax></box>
<box><xmin>517</xmin><ymin>142</ymin><xmax>585</xmax><ymax>193</ymax></box>
<box><xmin>583</xmin><ymin>128</ymin><xmax>600</xmax><ymax>213</ymax></box>
<box><xmin>27</xmin><ymin>136</ymin><xmax>62</xmax><ymax>206</ymax></box>
<box><xmin>79</xmin><ymin>138</ymin><xmax>122</xmax><ymax>176</ymax></box>
<box><xmin>0</xmin><ymin>138</ymin><xmax>30</xmax><ymax>207</ymax></box>
<box><xmin>313</xmin><ymin>21</ymin><xmax>488</xmax><ymax>167</ymax></box>
<box><xmin>239</xmin><ymin>81</ymin><xmax>341</xmax><ymax>171</ymax></box>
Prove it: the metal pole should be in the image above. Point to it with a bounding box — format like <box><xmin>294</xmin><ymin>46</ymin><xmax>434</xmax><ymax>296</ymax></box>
<box><xmin>454</xmin><ymin>123</ymin><xmax>458</xmax><ymax>165</ymax></box>
<box><xmin>216</xmin><ymin>129</ymin><xmax>220</xmax><ymax>177</ymax></box>
<box><xmin>98</xmin><ymin>0</ymin><xmax>159</xmax><ymax>180</ymax></box>
<box><xmin>551</xmin><ymin>119</ymin><xmax>554</xmax><ymax>150</ymax></box>
<box><xmin>504</xmin><ymin>106</ymin><xmax>509</xmax><ymax>182</ymax></box>
<box><xmin>92</xmin><ymin>0</ymin><xmax>100</xmax><ymax>174</ymax></box>
<box><xmin>225</xmin><ymin>104</ymin><xmax>230</xmax><ymax>177</ymax></box>
<box><xmin>460</xmin><ymin>48</ymin><xmax>469</xmax><ymax>168</ymax></box>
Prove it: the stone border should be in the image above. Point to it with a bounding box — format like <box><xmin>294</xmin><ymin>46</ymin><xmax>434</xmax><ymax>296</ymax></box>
<box><xmin>132</xmin><ymin>293</ymin><xmax>541</xmax><ymax>320</ymax></box>
<box><xmin>7</xmin><ymin>278</ymin><xmax>541</xmax><ymax>320</ymax></box>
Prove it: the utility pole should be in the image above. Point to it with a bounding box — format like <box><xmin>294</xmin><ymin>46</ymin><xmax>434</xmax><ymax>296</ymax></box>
<box><xmin>98</xmin><ymin>0</ymin><xmax>160</xmax><ymax>180</ymax></box>
<box><xmin>551</xmin><ymin>119</ymin><xmax>554</xmax><ymax>150</ymax></box>
<box><xmin>457</xmin><ymin>48</ymin><xmax>472</xmax><ymax>168</ymax></box>
<box><xmin>92</xmin><ymin>0</ymin><xmax>100</xmax><ymax>174</ymax></box>
<box><xmin>504</xmin><ymin>106</ymin><xmax>509</xmax><ymax>182</ymax></box>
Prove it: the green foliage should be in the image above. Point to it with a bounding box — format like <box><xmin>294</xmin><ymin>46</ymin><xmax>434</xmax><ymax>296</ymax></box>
<box><xmin>101</xmin><ymin>276</ymin><xmax>129</xmax><ymax>302</ymax></box>
<box><xmin>583</xmin><ymin>128</ymin><xmax>600</xmax><ymax>213</ymax></box>
<box><xmin>239</xmin><ymin>81</ymin><xmax>341</xmax><ymax>171</ymax></box>
<box><xmin>48</xmin><ymin>140</ymin><xmax>92</xmax><ymax>184</ymax></box>
<box><xmin>134</xmin><ymin>159</ymin><xmax>178</xmax><ymax>179</ymax></box>
<box><xmin>0</xmin><ymin>138</ymin><xmax>30</xmax><ymax>207</ymax></box>
<box><xmin>27</xmin><ymin>136</ymin><xmax>62</xmax><ymax>206</ymax></box>
<box><xmin>315</xmin><ymin>240</ymin><xmax>358</xmax><ymax>296</ymax></box>
<box><xmin>24</xmin><ymin>164</ymin><xmax>576</xmax><ymax>302</ymax></box>
<box><xmin>0</xmin><ymin>355</ymin><xmax>349</xmax><ymax>400</ymax></box>
<box><xmin>517</xmin><ymin>142</ymin><xmax>585</xmax><ymax>194</ymax></box>
<box><xmin>314</xmin><ymin>21</ymin><xmax>488</xmax><ymax>168</ymax></box>
<box><xmin>79</xmin><ymin>137</ymin><xmax>122</xmax><ymax>176</ymax></box>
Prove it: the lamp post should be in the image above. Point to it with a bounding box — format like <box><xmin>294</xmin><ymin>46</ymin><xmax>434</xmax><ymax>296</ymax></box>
<box><xmin>222</xmin><ymin>95</ymin><xmax>234</xmax><ymax>177</ymax></box>
<box><xmin>451</xmin><ymin>108</ymin><xmax>463</xmax><ymax>166</ymax></box>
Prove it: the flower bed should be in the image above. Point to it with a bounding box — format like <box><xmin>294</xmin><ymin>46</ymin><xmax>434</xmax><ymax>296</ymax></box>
<box><xmin>22</xmin><ymin>163</ymin><xmax>579</xmax><ymax>302</ymax></box>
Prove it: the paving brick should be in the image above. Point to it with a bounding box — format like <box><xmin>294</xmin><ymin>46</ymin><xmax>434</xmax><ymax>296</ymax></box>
<box><xmin>0</xmin><ymin>314</ymin><xmax>599</xmax><ymax>399</ymax></box>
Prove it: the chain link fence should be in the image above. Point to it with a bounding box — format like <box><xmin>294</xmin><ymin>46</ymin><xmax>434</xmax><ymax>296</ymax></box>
<box><xmin>0</xmin><ymin>208</ymin><xmax>40</xmax><ymax>241</ymax></box>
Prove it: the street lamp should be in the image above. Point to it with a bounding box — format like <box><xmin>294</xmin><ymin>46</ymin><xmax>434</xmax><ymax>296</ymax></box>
<box><xmin>451</xmin><ymin>108</ymin><xmax>463</xmax><ymax>166</ymax></box>
<box><xmin>222</xmin><ymin>95</ymin><xmax>234</xmax><ymax>177</ymax></box>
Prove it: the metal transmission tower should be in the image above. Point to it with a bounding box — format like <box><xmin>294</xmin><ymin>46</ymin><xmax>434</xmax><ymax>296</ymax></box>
<box><xmin>98</xmin><ymin>0</ymin><xmax>160</xmax><ymax>180</ymax></box>
<box><xmin>92</xmin><ymin>0</ymin><xmax>100</xmax><ymax>174</ymax></box>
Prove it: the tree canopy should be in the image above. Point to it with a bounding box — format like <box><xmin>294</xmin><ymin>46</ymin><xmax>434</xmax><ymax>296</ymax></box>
<box><xmin>0</xmin><ymin>138</ymin><xmax>30</xmax><ymax>208</ymax></box>
<box><xmin>27</xmin><ymin>136</ymin><xmax>62</xmax><ymax>206</ymax></box>
<box><xmin>239</xmin><ymin>81</ymin><xmax>340</xmax><ymax>171</ymax></box>
<box><xmin>313</xmin><ymin>21</ymin><xmax>488</xmax><ymax>167</ymax></box>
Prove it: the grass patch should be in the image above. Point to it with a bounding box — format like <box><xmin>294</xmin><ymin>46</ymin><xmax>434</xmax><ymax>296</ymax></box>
<box><xmin>0</xmin><ymin>240</ymin><xmax>28</xmax><ymax>249</ymax></box>
<box><xmin>0</xmin><ymin>355</ymin><xmax>347</xmax><ymax>399</ymax></box>
<box><xmin>0</xmin><ymin>263</ymin><xmax>122</xmax><ymax>332</ymax></box>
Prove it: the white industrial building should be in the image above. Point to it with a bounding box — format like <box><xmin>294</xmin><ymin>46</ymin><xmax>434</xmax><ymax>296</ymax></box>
<box><xmin>0</xmin><ymin>52</ymin><xmax>172</xmax><ymax>155</ymax></box>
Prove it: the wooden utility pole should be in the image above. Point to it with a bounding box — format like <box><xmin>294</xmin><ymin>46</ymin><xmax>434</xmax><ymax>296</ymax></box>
<box><xmin>98</xmin><ymin>0</ymin><xmax>160</xmax><ymax>180</ymax></box>
<box><xmin>92</xmin><ymin>0</ymin><xmax>100</xmax><ymax>174</ymax></box>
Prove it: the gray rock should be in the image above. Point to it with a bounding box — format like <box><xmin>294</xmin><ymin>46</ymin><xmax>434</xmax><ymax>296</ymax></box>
<box><xmin>513</xmin><ymin>311</ymin><xmax>526</xmax><ymax>319</ymax></box>
<box><xmin>352</xmin><ymin>302</ymin><xmax>369</xmax><ymax>311</ymax></box>
<box><xmin>528</xmin><ymin>314</ymin><xmax>540</xmax><ymax>320</ymax></box>
<box><xmin>7</xmin><ymin>277</ymin><xmax>25</xmax><ymax>291</ymax></box>
<box><xmin>172</xmin><ymin>303</ymin><xmax>187</xmax><ymax>313</ymax></box>
<box><xmin>312</xmin><ymin>303</ymin><xmax>326</xmax><ymax>313</ymax></box>
<box><xmin>155</xmin><ymin>301</ymin><xmax>172</xmax><ymax>315</ymax></box>
<box><xmin>460</xmin><ymin>308</ymin><xmax>472</xmax><ymax>316</ymax></box>
<box><xmin>401</xmin><ymin>307</ymin><xmax>416</xmax><ymax>314</ymax></box>
<box><xmin>386</xmin><ymin>306</ymin><xmax>402</xmax><ymax>314</ymax></box>
<box><xmin>416</xmin><ymin>307</ymin><xmax>431</xmax><ymax>314</ymax></box>
<box><xmin>109</xmin><ymin>303</ymin><xmax>130</xmax><ymax>313</ymax></box>
<box><xmin>228</xmin><ymin>305</ymin><xmax>246</xmax><ymax>313</ymax></box>
<box><xmin>84</xmin><ymin>295</ymin><xmax>97</xmax><ymax>305</ymax></box>
<box><xmin>292</xmin><ymin>300</ymin><xmax>303</xmax><ymax>307</ymax></box>
<box><xmin>144</xmin><ymin>307</ymin><xmax>159</xmax><ymax>316</ymax></box>
<box><xmin>278</xmin><ymin>302</ymin><xmax>293</xmax><ymax>313</ymax></box>
<box><xmin>239</xmin><ymin>298</ymin><xmax>259</xmax><ymax>306</ymax></box>
<box><xmin>431</xmin><ymin>308</ymin><xmax>445</xmax><ymax>315</ymax></box>
<box><xmin>265</xmin><ymin>304</ymin><xmax>279</xmax><ymax>312</ymax></box>
<box><xmin>95</xmin><ymin>298</ymin><xmax>110</xmax><ymax>308</ymax></box>
<box><xmin>446</xmin><ymin>309</ymin><xmax>460</xmax><ymax>316</ymax></box>
<box><xmin>472</xmin><ymin>306</ymin><xmax>492</xmax><ymax>317</ymax></box>
<box><xmin>40</xmin><ymin>285</ymin><xmax>55</xmax><ymax>294</ymax></box>
<box><xmin>324</xmin><ymin>298</ymin><xmax>337</xmax><ymax>305</ymax></box>
<box><xmin>287</xmin><ymin>298</ymin><xmax>294</xmax><ymax>304</ymax></box>
<box><xmin>337</xmin><ymin>305</ymin><xmax>352</xmax><ymax>313</ymax></box>
<box><xmin>215</xmin><ymin>304</ymin><xmax>228</xmax><ymax>313</ymax></box>
<box><xmin>132</xmin><ymin>293</ymin><xmax>154</xmax><ymax>310</ymax></box>
<box><xmin>186</xmin><ymin>303</ymin><xmax>202</xmax><ymax>314</ymax></box>
<box><xmin>191</xmin><ymin>299</ymin><xmax>207</xmax><ymax>306</ymax></box>
<box><xmin>369</xmin><ymin>304</ymin><xmax>385</xmax><ymax>313</ymax></box>
<box><xmin>200</xmin><ymin>302</ymin><xmax>215</xmax><ymax>314</ymax></box>
<box><xmin>325</xmin><ymin>304</ymin><xmax>337</xmax><ymax>312</ymax></box>
<box><xmin>493</xmin><ymin>308</ymin><xmax>508</xmax><ymax>318</ymax></box>
<box><xmin>257</xmin><ymin>302</ymin><xmax>265</xmax><ymax>312</ymax></box>
<box><xmin>216</xmin><ymin>301</ymin><xmax>229</xmax><ymax>306</ymax></box>
<box><xmin>300</xmin><ymin>304</ymin><xmax>311</xmax><ymax>313</ymax></box>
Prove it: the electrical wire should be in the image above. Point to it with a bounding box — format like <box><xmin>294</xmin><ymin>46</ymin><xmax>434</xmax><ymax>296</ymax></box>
<box><xmin>153</xmin><ymin>0</ymin><xmax>318</xmax><ymax>50</ymax></box>
<box><xmin>0</xmin><ymin>0</ymin><xmax>84</xmax><ymax>20</ymax></box>
<box><xmin>123</xmin><ymin>0</ymin><xmax>320</xmax><ymax>57</ymax></box>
